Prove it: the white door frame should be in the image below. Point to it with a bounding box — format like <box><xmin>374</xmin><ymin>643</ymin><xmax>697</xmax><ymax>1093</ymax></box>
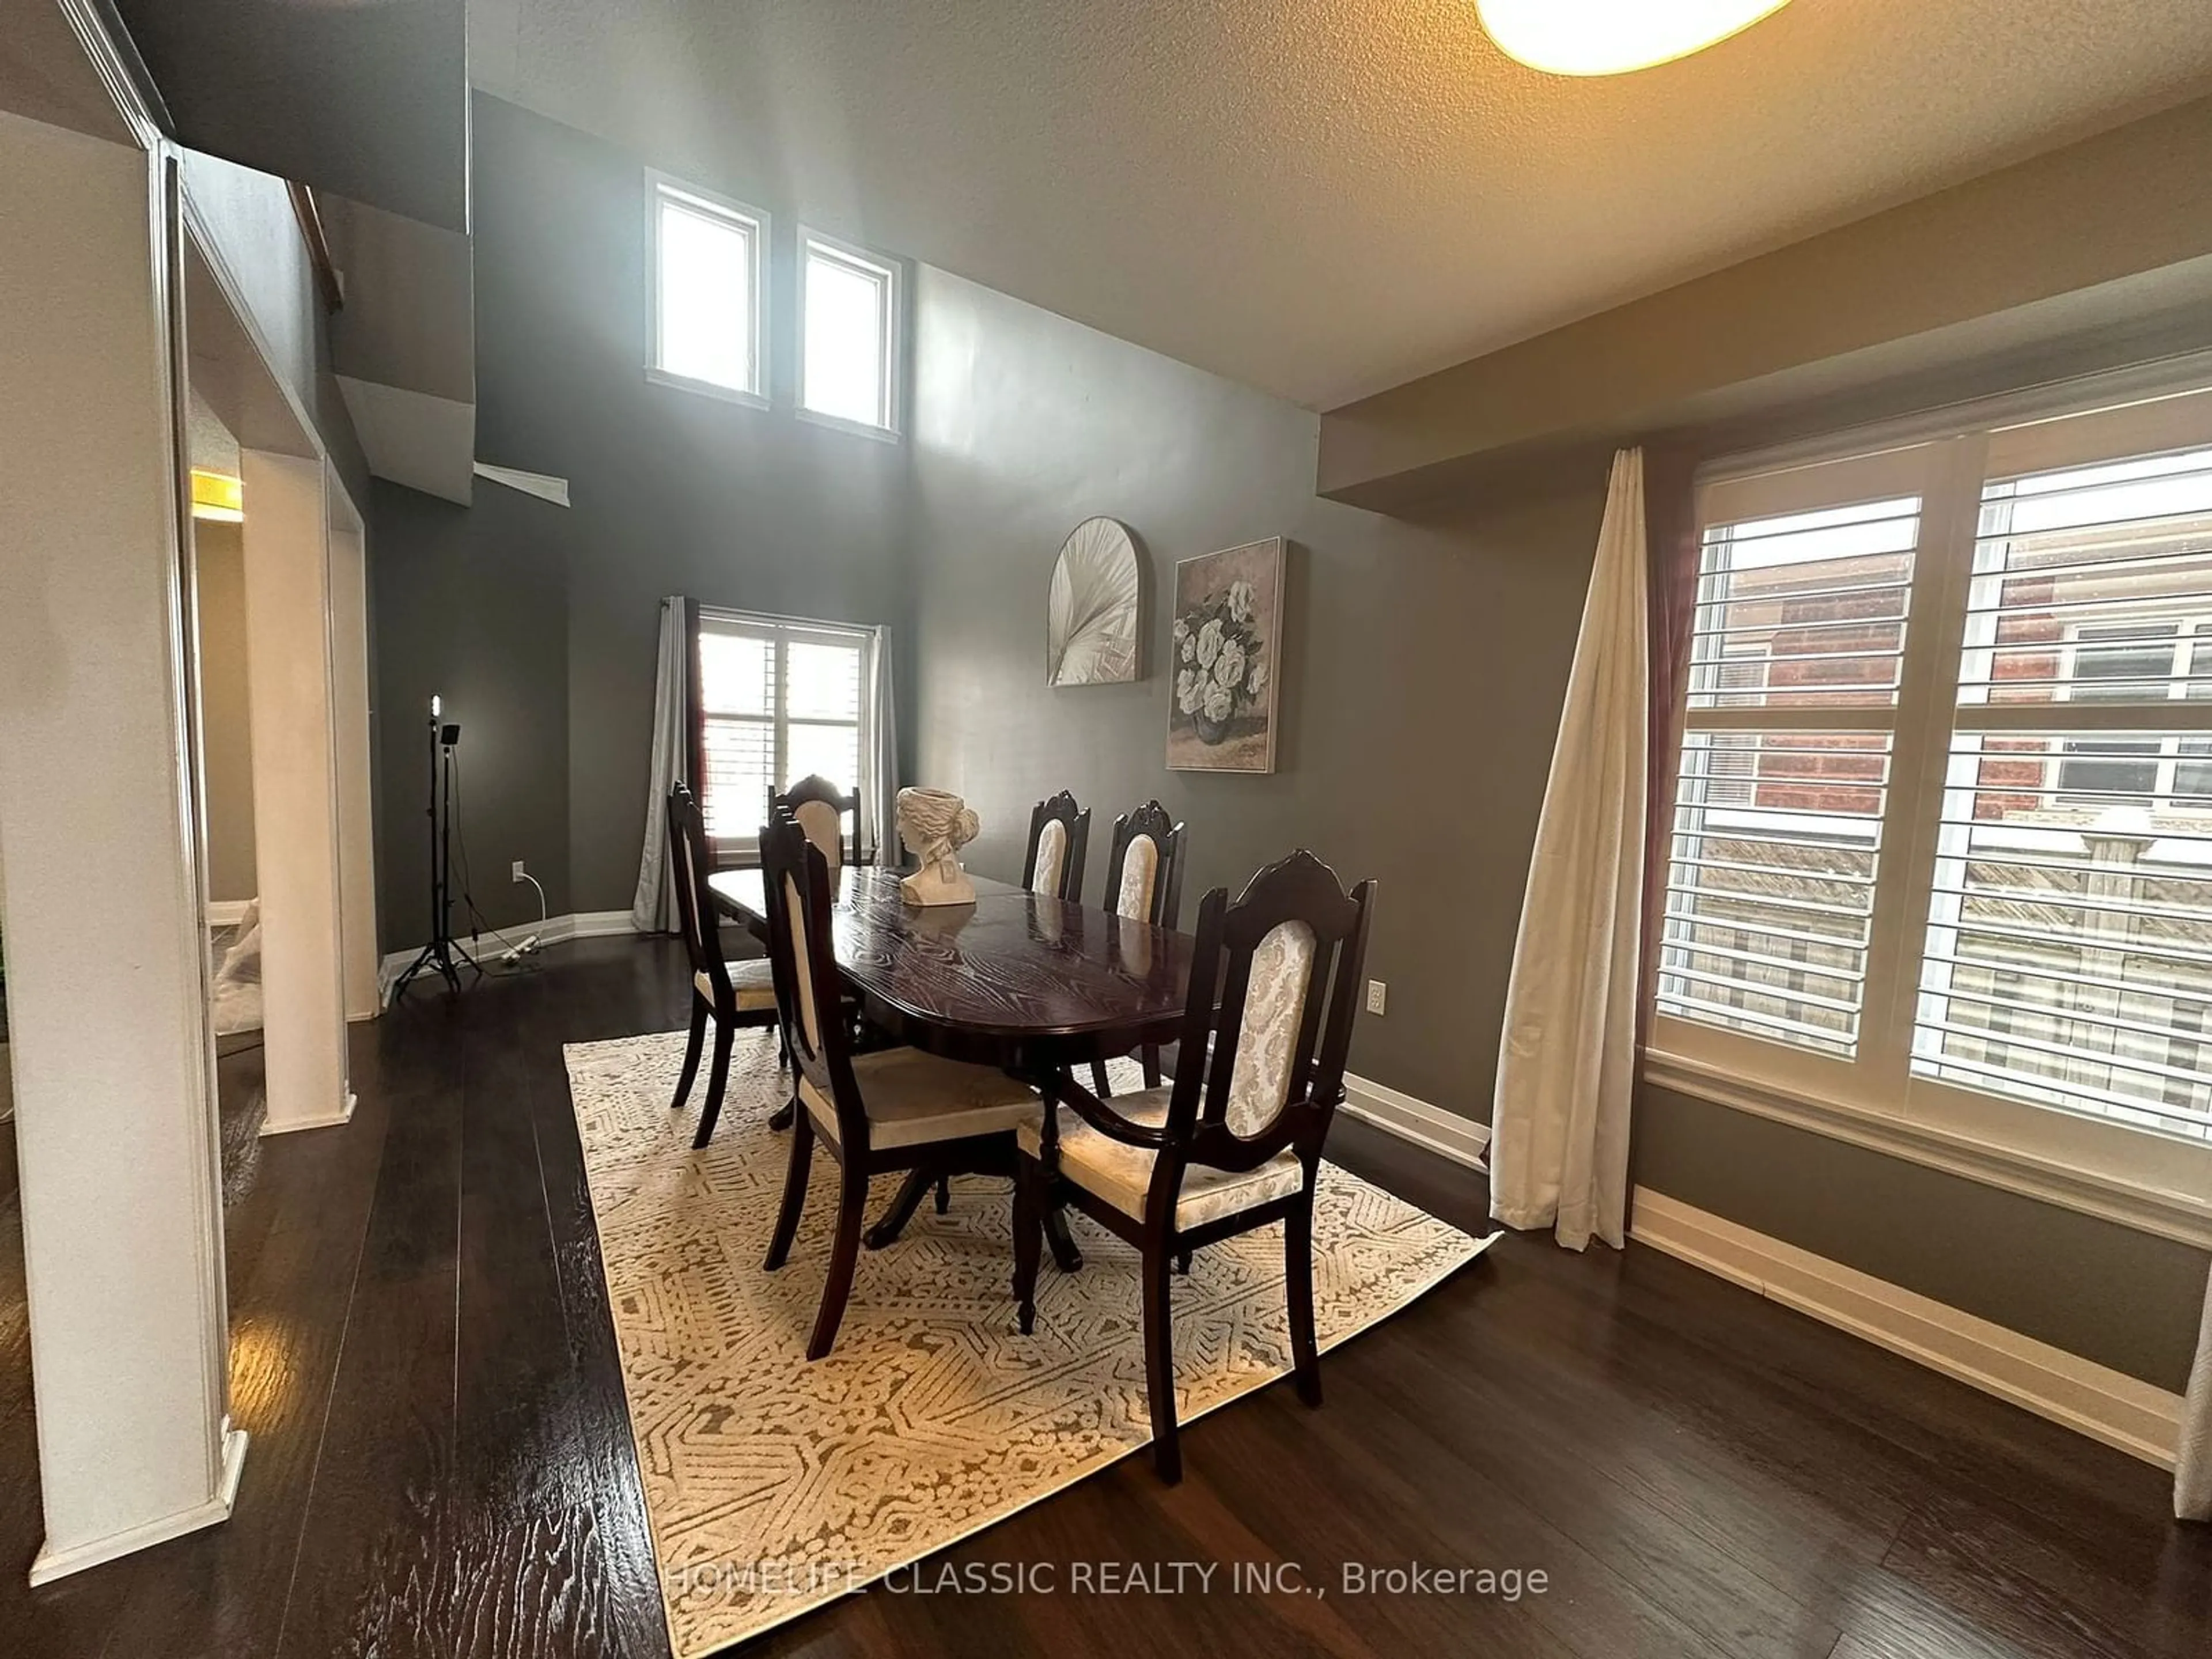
<box><xmin>0</xmin><ymin>127</ymin><xmax>244</xmax><ymax>1588</ymax></box>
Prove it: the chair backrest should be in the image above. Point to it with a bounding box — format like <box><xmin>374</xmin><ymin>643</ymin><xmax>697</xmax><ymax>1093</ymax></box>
<box><xmin>665</xmin><ymin>785</ymin><xmax>729</xmax><ymax>995</ymax></box>
<box><xmin>1021</xmin><ymin>789</ymin><xmax>1090</xmax><ymax>902</ymax></box>
<box><xmin>758</xmin><ymin>807</ymin><xmax>866</xmax><ymax>1143</ymax></box>
<box><xmin>772</xmin><ymin>774</ymin><xmax>858</xmax><ymax>873</ymax></box>
<box><xmin>1149</xmin><ymin>851</ymin><xmax>1375</xmax><ymax>1214</ymax></box>
<box><xmin>1105</xmin><ymin>800</ymin><xmax>1186</xmax><ymax>929</ymax></box>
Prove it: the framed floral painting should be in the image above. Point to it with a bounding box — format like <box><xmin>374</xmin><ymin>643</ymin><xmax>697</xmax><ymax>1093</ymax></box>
<box><xmin>1167</xmin><ymin>537</ymin><xmax>1283</xmax><ymax>773</ymax></box>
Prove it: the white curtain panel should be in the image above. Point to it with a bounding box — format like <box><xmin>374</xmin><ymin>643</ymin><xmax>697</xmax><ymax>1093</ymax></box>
<box><xmin>1489</xmin><ymin>449</ymin><xmax>1650</xmax><ymax>1252</ymax></box>
<box><xmin>2181</xmin><ymin>1266</ymin><xmax>2211</xmax><ymax>1520</ymax></box>
<box><xmin>864</xmin><ymin>626</ymin><xmax>900</xmax><ymax>866</ymax></box>
<box><xmin>629</xmin><ymin>595</ymin><xmax>688</xmax><ymax>933</ymax></box>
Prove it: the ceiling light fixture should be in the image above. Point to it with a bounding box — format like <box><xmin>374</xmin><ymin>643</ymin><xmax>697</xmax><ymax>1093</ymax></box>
<box><xmin>1479</xmin><ymin>0</ymin><xmax>1793</xmax><ymax>77</ymax></box>
<box><xmin>190</xmin><ymin>468</ymin><xmax>244</xmax><ymax>523</ymax></box>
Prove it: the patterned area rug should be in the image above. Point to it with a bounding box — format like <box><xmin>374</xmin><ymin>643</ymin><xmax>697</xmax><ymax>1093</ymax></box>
<box><xmin>563</xmin><ymin>1029</ymin><xmax>1495</xmax><ymax>1656</ymax></box>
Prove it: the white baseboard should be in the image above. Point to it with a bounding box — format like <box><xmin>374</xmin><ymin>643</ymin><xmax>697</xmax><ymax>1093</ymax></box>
<box><xmin>570</xmin><ymin>908</ymin><xmax>646</xmax><ymax>940</ymax></box>
<box><xmin>260</xmin><ymin>1090</ymin><xmax>356</xmax><ymax>1138</ymax></box>
<box><xmin>30</xmin><ymin>1421</ymin><xmax>248</xmax><ymax>1585</ymax></box>
<box><xmin>1340</xmin><ymin>1073</ymin><xmax>1491</xmax><ymax>1171</ymax></box>
<box><xmin>377</xmin><ymin>910</ymin><xmax>650</xmax><ymax>1002</ymax></box>
<box><xmin>1628</xmin><ymin>1185</ymin><xmax>2186</xmax><ymax>1469</ymax></box>
<box><xmin>205</xmin><ymin>900</ymin><xmax>251</xmax><ymax>929</ymax></box>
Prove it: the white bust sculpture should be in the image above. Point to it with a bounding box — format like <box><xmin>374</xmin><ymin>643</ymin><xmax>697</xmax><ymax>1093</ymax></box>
<box><xmin>897</xmin><ymin>786</ymin><xmax>980</xmax><ymax>906</ymax></box>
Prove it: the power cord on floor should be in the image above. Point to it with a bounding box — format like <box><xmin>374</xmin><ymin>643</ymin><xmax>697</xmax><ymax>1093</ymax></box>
<box><xmin>449</xmin><ymin>748</ymin><xmax>550</xmax><ymax>974</ymax></box>
<box><xmin>495</xmin><ymin>870</ymin><xmax>553</xmax><ymax>971</ymax></box>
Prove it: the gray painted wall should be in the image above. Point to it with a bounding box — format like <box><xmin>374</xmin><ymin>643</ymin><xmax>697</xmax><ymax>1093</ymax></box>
<box><xmin>325</xmin><ymin>194</ymin><xmax>476</xmax><ymax>404</ymax></box>
<box><xmin>368</xmin><ymin>94</ymin><xmax>2209</xmax><ymax>1395</ymax></box>
<box><xmin>1635</xmin><ymin>1086</ymin><xmax>2210</xmax><ymax>1393</ymax></box>
<box><xmin>370</xmin><ymin>479</ymin><xmax>570</xmax><ymax>953</ymax></box>
<box><xmin>899</xmin><ymin>263</ymin><xmax>2211</xmax><ymax>1390</ymax></box>
<box><xmin>116</xmin><ymin>0</ymin><xmax>468</xmax><ymax>231</ymax></box>
<box><xmin>372</xmin><ymin>95</ymin><xmax>914</xmax><ymax>950</ymax></box>
<box><xmin>192</xmin><ymin>521</ymin><xmax>256</xmax><ymax>903</ymax></box>
<box><xmin>907</xmin><ymin>263</ymin><xmax>1599</xmax><ymax>1113</ymax></box>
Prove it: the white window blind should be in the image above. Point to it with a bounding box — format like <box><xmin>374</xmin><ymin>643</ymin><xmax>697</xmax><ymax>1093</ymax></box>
<box><xmin>1659</xmin><ymin>388</ymin><xmax>2212</xmax><ymax>1187</ymax></box>
<box><xmin>696</xmin><ymin>609</ymin><xmax>872</xmax><ymax>854</ymax></box>
<box><xmin>652</xmin><ymin>176</ymin><xmax>766</xmax><ymax>400</ymax></box>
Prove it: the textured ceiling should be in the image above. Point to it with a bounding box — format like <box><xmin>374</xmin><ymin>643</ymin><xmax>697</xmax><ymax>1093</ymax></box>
<box><xmin>468</xmin><ymin>0</ymin><xmax>2212</xmax><ymax>410</ymax></box>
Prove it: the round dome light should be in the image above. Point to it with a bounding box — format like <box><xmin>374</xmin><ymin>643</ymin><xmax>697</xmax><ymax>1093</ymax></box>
<box><xmin>1478</xmin><ymin>0</ymin><xmax>1794</xmax><ymax>76</ymax></box>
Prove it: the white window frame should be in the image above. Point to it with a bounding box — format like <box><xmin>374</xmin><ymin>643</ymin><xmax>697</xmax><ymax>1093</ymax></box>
<box><xmin>647</xmin><ymin>171</ymin><xmax>769</xmax><ymax>408</ymax></box>
<box><xmin>796</xmin><ymin>228</ymin><xmax>902</xmax><ymax>440</ymax></box>
<box><xmin>1649</xmin><ymin>377</ymin><xmax>2212</xmax><ymax>1247</ymax></box>
<box><xmin>695</xmin><ymin>607</ymin><xmax>877</xmax><ymax>862</ymax></box>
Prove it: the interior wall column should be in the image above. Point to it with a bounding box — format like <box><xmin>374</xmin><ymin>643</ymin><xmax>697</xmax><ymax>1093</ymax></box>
<box><xmin>327</xmin><ymin>506</ymin><xmax>380</xmax><ymax>1018</ymax></box>
<box><xmin>0</xmin><ymin>119</ymin><xmax>241</xmax><ymax>1581</ymax></box>
<box><xmin>241</xmin><ymin>449</ymin><xmax>354</xmax><ymax>1130</ymax></box>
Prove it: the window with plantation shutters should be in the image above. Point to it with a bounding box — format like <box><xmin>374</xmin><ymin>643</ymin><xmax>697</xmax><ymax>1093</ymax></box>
<box><xmin>1662</xmin><ymin>494</ymin><xmax>1919</xmax><ymax>1056</ymax></box>
<box><xmin>1916</xmin><ymin>441</ymin><xmax>2212</xmax><ymax>1138</ymax></box>
<box><xmin>693</xmin><ymin>608</ymin><xmax>874</xmax><ymax>857</ymax></box>
<box><xmin>1654</xmin><ymin>384</ymin><xmax>2212</xmax><ymax>1214</ymax></box>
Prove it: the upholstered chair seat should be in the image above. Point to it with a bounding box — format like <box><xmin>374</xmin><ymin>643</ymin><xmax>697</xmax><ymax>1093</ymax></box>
<box><xmin>1018</xmin><ymin>1090</ymin><xmax>1301</xmax><ymax>1229</ymax></box>
<box><xmin>696</xmin><ymin>957</ymin><xmax>778</xmax><ymax>1011</ymax></box>
<box><xmin>799</xmin><ymin>1049</ymin><xmax>1039</xmax><ymax>1150</ymax></box>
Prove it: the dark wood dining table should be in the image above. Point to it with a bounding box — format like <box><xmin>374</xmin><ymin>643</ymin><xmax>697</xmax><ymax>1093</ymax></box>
<box><xmin>706</xmin><ymin>864</ymin><xmax>1198</xmax><ymax>1264</ymax></box>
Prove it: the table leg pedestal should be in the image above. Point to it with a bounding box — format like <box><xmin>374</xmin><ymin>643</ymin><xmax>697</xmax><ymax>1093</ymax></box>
<box><xmin>1031</xmin><ymin>1066</ymin><xmax>1084</xmax><ymax>1274</ymax></box>
<box><xmin>1042</xmin><ymin>1207</ymin><xmax>1083</xmax><ymax>1273</ymax></box>
<box><xmin>856</xmin><ymin>1159</ymin><xmax>1082</xmax><ymax>1270</ymax></box>
<box><xmin>863</xmin><ymin>1167</ymin><xmax>940</xmax><ymax>1250</ymax></box>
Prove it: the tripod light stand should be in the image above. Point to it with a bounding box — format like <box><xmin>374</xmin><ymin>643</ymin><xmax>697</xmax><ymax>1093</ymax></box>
<box><xmin>392</xmin><ymin>694</ymin><xmax>480</xmax><ymax>1000</ymax></box>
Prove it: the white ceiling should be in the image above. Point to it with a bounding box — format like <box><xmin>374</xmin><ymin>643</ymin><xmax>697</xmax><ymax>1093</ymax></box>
<box><xmin>468</xmin><ymin>0</ymin><xmax>2212</xmax><ymax>410</ymax></box>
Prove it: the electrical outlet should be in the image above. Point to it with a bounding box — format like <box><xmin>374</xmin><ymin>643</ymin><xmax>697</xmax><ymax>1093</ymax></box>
<box><xmin>511</xmin><ymin>859</ymin><xmax>527</xmax><ymax>882</ymax></box>
<box><xmin>1366</xmin><ymin>979</ymin><xmax>1387</xmax><ymax>1016</ymax></box>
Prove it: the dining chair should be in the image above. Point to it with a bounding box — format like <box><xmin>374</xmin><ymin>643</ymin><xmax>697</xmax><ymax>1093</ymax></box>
<box><xmin>1012</xmin><ymin>849</ymin><xmax>1376</xmax><ymax>1483</ymax></box>
<box><xmin>1021</xmin><ymin>789</ymin><xmax>1090</xmax><ymax>902</ymax></box>
<box><xmin>760</xmin><ymin>775</ymin><xmax>862</xmax><ymax>1137</ymax></box>
<box><xmin>667</xmin><ymin>785</ymin><xmax>782</xmax><ymax>1149</ymax></box>
<box><xmin>773</xmin><ymin>774</ymin><xmax>859</xmax><ymax>872</ymax></box>
<box><xmin>1090</xmin><ymin>800</ymin><xmax>1187</xmax><ymax>1099</ymax></box>
<box><xmin>760</xmin><ymin>810</ymin><xmax>1044</xmax><ymax>1359</ymax></box>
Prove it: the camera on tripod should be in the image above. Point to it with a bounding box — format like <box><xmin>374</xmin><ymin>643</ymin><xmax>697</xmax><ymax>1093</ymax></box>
<box><xmin>390</xmin><ymin>694</ymin><xmax>478</xmax><ymax>1001</ymax></box>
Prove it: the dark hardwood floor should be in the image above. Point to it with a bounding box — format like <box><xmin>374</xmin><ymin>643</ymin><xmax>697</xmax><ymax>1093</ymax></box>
<box><xmin>0</xmin><ymin>935</ymin><xmax>2206</xmax><ymax>1657</ymax></box>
